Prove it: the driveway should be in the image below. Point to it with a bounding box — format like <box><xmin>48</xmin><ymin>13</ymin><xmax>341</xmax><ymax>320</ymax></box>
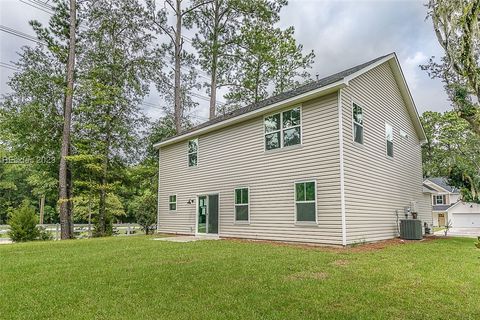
<box><xmin>435</xmin><ymin>228</ymin><xmax>480</xmax><ymax>238</ymax></box>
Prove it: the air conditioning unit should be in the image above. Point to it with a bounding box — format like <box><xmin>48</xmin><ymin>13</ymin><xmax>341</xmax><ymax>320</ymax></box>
<box><xmin>400</xmin><ymin>219</ymin><xmax>422</xmax><ymax>240</ymax></box>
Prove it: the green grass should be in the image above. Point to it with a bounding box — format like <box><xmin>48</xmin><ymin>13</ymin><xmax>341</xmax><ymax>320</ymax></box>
<box><xmin>1</xmin><ymin>236</ymin><xmax>479</xmax><ymax>320</ymax></box>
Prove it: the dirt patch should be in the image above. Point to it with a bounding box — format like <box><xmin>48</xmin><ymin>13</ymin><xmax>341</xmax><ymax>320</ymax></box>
<box><xmin>331</xmin><ymin>259</ymin><xmax>350</xmax><ymax>266</ymax></box>
<box><xmin>285</xmin><ymin>271</ymin><xmax>328</xmax><ymax>281</ymax></box>
<box><xmin>224</xmin><ymin>236</ymin><xmax>442</xmax><ymax>253</ymax></box>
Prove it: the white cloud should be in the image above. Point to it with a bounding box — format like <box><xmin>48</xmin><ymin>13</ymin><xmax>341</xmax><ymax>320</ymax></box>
<box><xmin>402</xmin><ymin>51</ymin><xmax>428</xmax><ymax>90</ymax></box>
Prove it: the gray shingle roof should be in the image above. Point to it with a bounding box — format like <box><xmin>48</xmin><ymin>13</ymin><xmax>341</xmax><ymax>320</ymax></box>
<box><xmin>432</xmin><ymin>204</ymin><xmax>453</xmax><ymax>211</ymax></box>
<box><xmin>160</xmin><ymin>53</ymin><xmax>392</xmax><ymax>143</ymax></box>
<box><xmin>426</xmin><ymin>177</ymin><xmax>458</xmax><ymax>193</ymax></box>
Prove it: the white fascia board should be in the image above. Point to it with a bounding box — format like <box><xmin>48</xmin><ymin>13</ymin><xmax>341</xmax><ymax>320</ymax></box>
<box><xmin>343</xmin><ymin>53</ymin><xmax>396</xmax><ymax>84</ymax></box>
<box><xmin>423</xmin><ymin>179</ymin><xmax>452</xmax><ymax>194</ymax></box>
<box><xmin>153</xmin><ymin>80</ymin><xmax>347</xmax><ymax>149</ymax></box>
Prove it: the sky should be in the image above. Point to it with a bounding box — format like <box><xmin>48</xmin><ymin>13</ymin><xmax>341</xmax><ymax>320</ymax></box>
<box><xmin>0</xmin><ymin>0</ymin><xmax>450</xmax><ymax>123</ymax></box>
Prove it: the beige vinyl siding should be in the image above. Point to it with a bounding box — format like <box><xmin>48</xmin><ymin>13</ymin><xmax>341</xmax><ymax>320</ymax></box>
<box><xmin>341</xmin><ymin>62</ymin><xmax>431</xmax><ymax>244</ymax></box>
<box><xmin>158</xmin><ymin>93</ymin><xmax>343</xmax><ymax>245</ymax></box>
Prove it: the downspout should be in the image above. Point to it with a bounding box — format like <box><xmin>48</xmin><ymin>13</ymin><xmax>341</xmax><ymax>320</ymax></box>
<box><xmin>338</xmin><ymin>89</ymin><xmax>347</xmax><ymax>246</ymax></box>
<box><xmin>156</xmin><ymin>147</ymin><xmax>161</xmax><ymax>234</ymax></box>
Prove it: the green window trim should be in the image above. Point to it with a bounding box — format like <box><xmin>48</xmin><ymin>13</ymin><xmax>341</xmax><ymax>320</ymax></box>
<box><xmin>169</xmin><ymin>195</ymin><xmax>177</xmax><ymax>211</ymax></box>
<box><xmin>352</xmin><ymin>103</ymin><xmax>364</xmax><ymax>145</ymax></box>
<box><xmin>264</xmin><ymin>106</ymin><xmax>301</xmax><ymax>151</ymax></box>
<box><xmin>294</xmin><ymin>181</ymin><xmax>317</xmax><ymax>223</ymax></box>
<box><xmin>188</xmin><ymin>139</ymin><xmax>198</xmax><ymax>167</ymax></box>
<box><xmin>234</xmin><ymin>187</ymin><xmax>249</xmax><ymax>222</ymax></box>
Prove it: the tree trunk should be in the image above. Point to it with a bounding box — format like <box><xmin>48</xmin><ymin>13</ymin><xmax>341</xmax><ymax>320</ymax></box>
<box><xmin>98</xmin><ymin>161</ymin><xmax>107</xmax><ymax>236</ymax></box>
<box><xmin>174</xmin><ymin>0</ymin><xmax>183</xmax><ymax>133</ymax></box>
<box><xmin>97</xmin><ymin>119</ymin><xmax>111</xmax><ymax>237</ymax></box>
<box><xmin>58</xmin><ymin>0</ymin><xmax>76</xmax><ymax>240</ymax></box>
<box><xmin>39</xmin><ymin>195</ymin><xmax>45</xmax><ymax>225</ymax></box>
<box><xmin>209</xmin><ymin>0</ymin><xmax>220</xmax><ymax>120</ymax></box>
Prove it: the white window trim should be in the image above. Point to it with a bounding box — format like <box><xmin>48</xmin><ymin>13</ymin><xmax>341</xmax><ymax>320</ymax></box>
<box><xmin>352</xmin><ymin>102</ymin><xmax>364</xmax><ymax>145</ymax></box>
<box><xmin>294</xmin><ymin>180</ymin><xmax>318</xmax><ymax>224</ymax></box>
<box><xmin>263</xmin><ymin>105</ymin><xmax>303</xmax><ymax>151</ymax></box>
<box><xmin>435</xmin><ymin>195</ymin><xmax>444</xmax><ymax>205</ymax></box>
<box><xmin>385</xmin><ymin>123</ymin><xmax>394</xmax><ymax>158</ymax></box>
<box><xmin>169</xmin><ymin>194</ymin><xmax>177</xmax><ymax>211</ymax></box>
<box><xmin>234</xmin><ymin>187</ymin><xmax>250</xmax><ymax>224</ymax></box>
<box><xmin>187</xmin><ymin>138</ymin><xmax>199</xmax><ymax>167</ymax></box>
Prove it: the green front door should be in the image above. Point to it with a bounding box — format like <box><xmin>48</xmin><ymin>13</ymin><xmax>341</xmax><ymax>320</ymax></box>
<box><xmin>197</xmin><ymin>194</ymin><xmax>218</xmax><ymax>234</ymax></box>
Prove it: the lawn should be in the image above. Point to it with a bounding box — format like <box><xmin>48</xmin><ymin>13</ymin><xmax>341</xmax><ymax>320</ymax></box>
<box><xmin>0</xmin><ymin>236</ymin><xmax>479</xmax><ymax>320</ymax></box>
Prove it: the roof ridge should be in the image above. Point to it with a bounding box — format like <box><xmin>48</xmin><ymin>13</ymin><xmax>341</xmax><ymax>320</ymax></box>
<box><xmin>157</xmin><ymin>53</ymin><xmax>394</xmax><ymax>144</ymax></box>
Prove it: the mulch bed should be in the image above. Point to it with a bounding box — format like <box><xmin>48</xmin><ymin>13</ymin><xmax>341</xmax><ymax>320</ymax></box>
<box><xmin>224</xmin><ymin>235</ymin><xmax>443</xmax><ymax>253</ymax></box>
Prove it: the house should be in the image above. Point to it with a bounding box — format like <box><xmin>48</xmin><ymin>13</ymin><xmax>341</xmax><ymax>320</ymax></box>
<box><xmin>154</xmin><ymin>53</ymin><xmax>432</xmax><ymax>246</ymax></box>
<box><xmin>423</xmin><ymin>177</ymin><xmax>480</xmax><ymax>228</ymax></box>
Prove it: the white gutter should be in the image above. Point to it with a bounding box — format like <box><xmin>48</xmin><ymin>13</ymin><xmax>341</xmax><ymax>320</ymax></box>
<box><xmin>338</xmin><ymin>89</ymin><xmax>347</xmax><ymax>246</ymax></box>
<box><xmin>154</xmin><ymin>80</ymin><xmax>348</xmax><ymax>149</ymax></box>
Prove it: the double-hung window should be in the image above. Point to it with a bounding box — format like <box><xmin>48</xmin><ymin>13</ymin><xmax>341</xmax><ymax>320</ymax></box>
<box><xmin>234</xmin><ymin>188</ymin><xmax>249</xmax><ymax>222</ymax></box>
<box><xmin>352</xmin><ymin>103</ymin><xmax>364</xmax><ymax>144</ymax></box>
<box><xmin>435</xmin><ymin>195</ymin><xmax>445</xmax><ymax>205</ymax></box>
<box><xmin>385</xmin><ymin>124</ymin><xmax>393</xmax><ymax>157</ymax></box>
<box><xmin>188</xmin><ymin>139</ymin><xmax>198</xmax><ymax>167</ymax></box>
<box><xmin>264</xmin><ymin>107</ymin><xmax>301</xmax><ymax>150</ymax></box>
<box><xmin>169</xmin><ymin>195</ymin><xmax>177</xmax><ymax>211</ymax></box>
<box><xmin>295</xmin><ymin>181</ymin><xmax>316</xmax><ymax>222</ymax></box>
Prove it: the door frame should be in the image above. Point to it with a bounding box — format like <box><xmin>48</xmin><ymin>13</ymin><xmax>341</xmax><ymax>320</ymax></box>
<box><xmin>195</xmin><ymin>192</ymin><xmax>220</xmax><ymax>236</ymax></box>
<box><xmin>438</xmin><ymin>213</ymin><xmax>446</xmax><ymax>227</ymax></box>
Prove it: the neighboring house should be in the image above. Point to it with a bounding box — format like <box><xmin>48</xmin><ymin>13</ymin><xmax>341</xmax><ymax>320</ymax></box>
<box><xmin>423</xmin><ymin>177</ymin><xmax>480</xmax><ymax>228</ymax></box>
<box><xmin>154</xmin><ymin>53</ymin><xmax>432</xmax><ymax>246</ymax></box>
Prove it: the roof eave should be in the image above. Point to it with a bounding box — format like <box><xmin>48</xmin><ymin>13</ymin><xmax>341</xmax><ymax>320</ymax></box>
<box><xmin>388</xmin><ymin>55</ymin><xmax>427</xmax><ymax>143</ymax></box>
<box><xmin>154</xmin><ymin>80</ymin><xmax>347</xmax><ymax>149</ymax></box>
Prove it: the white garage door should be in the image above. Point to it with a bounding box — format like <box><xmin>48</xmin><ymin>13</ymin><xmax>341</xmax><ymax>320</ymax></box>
<box><xmin>452</xmin><ymin>213</ymin><xmax>480</xmax><ymax>228</ymax></box>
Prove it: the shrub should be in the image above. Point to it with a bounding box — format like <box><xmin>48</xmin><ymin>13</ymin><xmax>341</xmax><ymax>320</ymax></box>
<box><xmin>7</xmin><ymin>201</ymin><xmax>49</xmax><ymax>242</ymax></box>
<box><xmin>131</xmin><ymin>190</ymin><xmax>157</xmax><ymax>235</ymax></box>
<box><xmin>37</xmin><ymin>226</ymin><xmax>53</xmax><ymax>241</ymax></box>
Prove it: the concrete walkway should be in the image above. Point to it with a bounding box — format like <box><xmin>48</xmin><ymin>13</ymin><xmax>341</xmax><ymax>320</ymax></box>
<box><xmin>434</xmin><ymin>228</ymin><xmax>480</xmax><ymax>238</ymax></box>
<box><xmin>152</xmin><ymin>235</ymin><xmax>221</xmax><ymax>243</ymax></box>
<box><xmin>0</xmin><ymin>238</ymin><xmax>13</xmax><ymax>245</ymax></box>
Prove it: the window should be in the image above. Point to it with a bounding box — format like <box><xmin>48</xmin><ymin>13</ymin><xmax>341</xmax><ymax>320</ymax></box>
<box><xmin>264</xmin><ymin>107</ymin><xmax>301</xmax><ymax>150</ymax></box>
<box><xmin>295</xmin><ymin>181</ymin><xmax>316</xmax><ymax>222</ymax></box>
<box><xmin>352</xmin><ymin>103</ymin><xmax>364</xmax><ymax>144</ymax></box>
<box><xmin>169</xmin><ymin>195</ymin><xmax>177</xmax><ymax>211</ymax></box>
<box><xmin>188</xmin><ymin>139</ymin><xmax>198</xmax><ymax>167</ymax></box>
<box><xmin>435</xmin><ymin>195</ymin><xmax>445</xmax><ymax>205</ymax></box>
<box><xmin>234</xmin><ymin>188</ymin><xmax>249</xmax><ymax>222</ymax></box>
<box><xmin>385</xmin><ymin>124</ymin><xmax>393</xmax><ymax>157</ymax></box>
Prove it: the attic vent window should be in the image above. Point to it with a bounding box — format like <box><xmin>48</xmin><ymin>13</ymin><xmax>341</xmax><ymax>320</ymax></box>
<box><xmin>352</xmin><ymin>103</ymin><xmax>364</xmax><ymax>144</ymax></box>
<box><xmin>264</xmin><ymin>106</ymin><xmax>301</xmax><ymax>150</ymax></box>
